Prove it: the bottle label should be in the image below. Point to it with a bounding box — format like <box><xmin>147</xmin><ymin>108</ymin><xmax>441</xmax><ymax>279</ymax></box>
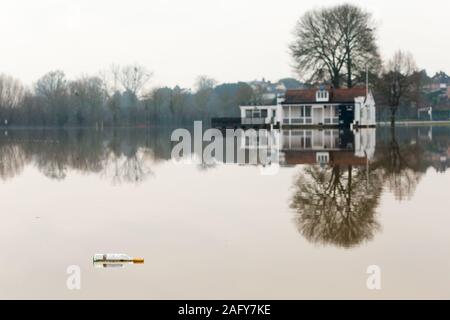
<box><xmin>105</xmin><ymin>254</ymin><xmax>130</xmax><ymax>261</ymax></box>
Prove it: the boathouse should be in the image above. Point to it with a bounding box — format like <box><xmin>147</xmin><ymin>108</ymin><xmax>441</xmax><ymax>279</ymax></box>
<box><xmin>239</xmin><ymin>86</ymin><xmax>376</xmax><ymax>128</ymax></box>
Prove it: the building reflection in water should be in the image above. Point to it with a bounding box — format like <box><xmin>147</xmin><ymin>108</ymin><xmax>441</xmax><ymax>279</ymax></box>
<box><xmin>279</xmin><ymin>128</ymin><xmax>375</xmax><ymax>167</ymax></box>
<box><xmin>238</xmin><ymin>127</ymin><xmax>382</xmax><ymax>248</ymax></box>
<box><xmin>281</xmin><ymin>128</ymin><xmax>382</xmax><ymax>249</ymax></box>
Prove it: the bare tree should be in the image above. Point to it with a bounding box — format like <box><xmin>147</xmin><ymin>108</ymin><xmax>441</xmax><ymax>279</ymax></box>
<box><xmin>290</xmin><ymin>4</ymin><xmax>379</xmax><ymax>88</ymax></box>
<box><xmin>0</xmin><ymin>74</ymin><xmax>26</xmax><ymax>124</ymax></box>
<box><xmin>100</xmin><ymin>63</ymin><xmax>153</xmax><ymax>98</ymax></box>
<box><xmin>333</xmin><ymin>4</ymin><xmax>381</xmax><ymax>88</ymax></box>
<box><xmin>35</xmin><ymin>71</ymin><xmax>69</xmax><ymax>125</ymax></box>
<box><xmin>0</xmin><ymin>74</ymin><xmax>25</xmax><ymax>109</ymax></box>
<box><xmin>35</xmin><ymin>71</ymin><xmax>67</xmax><ymax>98</ymax></box>
<box><xmin>379</xmin><ymin>51</ymin><xmax>418</xmax><ymax>126</ymax></box>
<box><xmin>69</xmin><ymin>76</ymin><xmax>108</xmax><ymax>126</ymax></box>
<box><xmin>194</xmin><ymin>75</ymin><xmax>217</xmax><ymax>92</ymax></box>
<box><xmin>99</xmin><ymin>64</ymin><xmax>121</xmax><ymax>97</ymax></box>
<box><xmin>290</xmin><ymin>8</ymin><xmax>346</xmax><ymax>88</ymax></box>
<box><xmin>119</xmin><ymin>64</ymin><xmax>153</xmax><ymax>97</ymax></box>
<box><xmin>194</xmin><ymin>75</ymin><xmax>217</xmax><ymax>118</ymax></box>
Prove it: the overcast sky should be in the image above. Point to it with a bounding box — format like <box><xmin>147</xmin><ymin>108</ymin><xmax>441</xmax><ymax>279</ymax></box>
<box><xmin>1</xmin><ymin>0</ymin><xmax>448</xmax><ymax>88</ymax></box>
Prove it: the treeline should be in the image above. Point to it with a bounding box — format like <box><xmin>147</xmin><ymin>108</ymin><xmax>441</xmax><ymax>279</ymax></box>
<box><xmin>0</xmin><ymin>67</ymin><xmax>258</xmax><ymax>127</ymax></box>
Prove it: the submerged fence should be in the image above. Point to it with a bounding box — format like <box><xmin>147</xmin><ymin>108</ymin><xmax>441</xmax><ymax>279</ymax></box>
<box><xmin>376</xmin><ymin>107</ymin><xmax>450</xmax><ymax>122</ymax></box>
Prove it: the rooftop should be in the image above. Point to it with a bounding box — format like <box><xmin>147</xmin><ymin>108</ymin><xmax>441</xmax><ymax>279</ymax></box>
<box><xmin>283</xmin><ymin>86</ymin><xmax>367</xmax><ymax>104</ymax></box>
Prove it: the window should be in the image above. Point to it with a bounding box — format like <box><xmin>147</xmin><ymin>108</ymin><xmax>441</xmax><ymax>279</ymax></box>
<box><xmin>246</xmin><ymin>109</ymin><xmax>270</xmax><ymax>119</ymax></box>
<box><xmin>283</xmin><ymin>106</ymin><xmax>290</xmax><ymax>124</ymax></box>
<box><xmin>261</xmin><ymin>109</ymin><xmax>268</xmax><ymax>118</ymax></box>
<box><xmin>305</xmin><ymin>131</ymin><xmax>312</xmax><ymax>148</ymax></box>
<box><xmin>282</xmin><ymin>131</ymin><xmax>290</xmax><ymax>149</ymax></box>
<box><xmin>290</xmin><ymin>130</ymin><xmax>303</xmax><ymax>149</ymax></box>
<box><xmin>323</xmin><ymin>105</ymin><xmax>339</xmax><ymax>124</ymax></box>
<box><xmin>283</xmin><ymin>105</ymin><xmax>312</xmax><ymax>125</ymax></box>
<box><xmin>291</xmin><ymin>106</ymin><xmax>301</xmax><ymax>118</ymax></box>
<box><xmin>324</xmin><ymin>130</ymin><xmax>334</xmax><ymax>148</ymax></box>
<box><xmin>316</xmin><ymin>90</ymin><xmax>329</xmax><ymax>102</ymax></box>
<box><xmin>316</xmin><ymin>152</ymin><xmax>330</xmax><ymax>164</ymax></box>
<box><xmin>305</xmin><ymin>106</ymin><xmax>311</xmax><ymax>117</ymax></box>
<box><xmin>290</xmin><ymin>106</ymin><xmax>300</xmax><ymax>124</ymax></box>
<box><xmin>283</xmin><ymin>130</ymin><xmax>315</xmax><ymax>150</ymax></box>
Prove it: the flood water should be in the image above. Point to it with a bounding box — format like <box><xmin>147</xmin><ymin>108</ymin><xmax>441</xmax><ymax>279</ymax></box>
<box><xmin>0</xmin><ymin>125</ymin><xmax>449</xmax><ymax>299</ymax></box>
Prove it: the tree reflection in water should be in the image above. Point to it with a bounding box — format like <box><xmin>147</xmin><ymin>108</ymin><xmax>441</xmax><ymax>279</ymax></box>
<box><xmin>0</xmin><ymin>144</ymin><xmax>27</xmax><ymax>180</ymax></box>
<box><xmin>290</xmin><ymin>164</ymin><xmax>383</xmax><ymax>249</ymax></box>
<box><xmin>289</xmin><ymin>125</ymin><xmax>450</xmax><ymax>248</ymax></box>
<box><xmin>373</xmin><ymin>126</ymin><xmax>424</xmax><ymax>201</ymax></box>
<box><xmin>101</xmin><ymin>149</ymin><xmax>155</xmax><ymax>184</ymax></box>
<box><xmin>0</xmin><ymin>129</ymin><xmax>173</xmax><ymax>184</ymax></box>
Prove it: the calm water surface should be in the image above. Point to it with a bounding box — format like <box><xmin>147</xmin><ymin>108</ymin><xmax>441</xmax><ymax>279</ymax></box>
<box><xmin>0</xmin><ymin>126</ymin><xmax>449</xmax><ymax>299</ymax></box>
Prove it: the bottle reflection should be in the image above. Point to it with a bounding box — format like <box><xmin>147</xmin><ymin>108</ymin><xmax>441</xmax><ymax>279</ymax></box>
<box><xmin>94</xmin><ymin>262</ymin><xmax>128</xmax><ymax>269</ymax></box>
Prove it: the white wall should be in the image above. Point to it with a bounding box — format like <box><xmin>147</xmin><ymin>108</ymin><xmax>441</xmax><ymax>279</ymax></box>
<box><xmin>354</xmin><ymin>128</ymin><xmax>376</xmax><ymax>160</ymax></box>
<box><xmin>354</xmin><ymin>93</ymin><xmax>376</xmax><ymax>127</ymax></box>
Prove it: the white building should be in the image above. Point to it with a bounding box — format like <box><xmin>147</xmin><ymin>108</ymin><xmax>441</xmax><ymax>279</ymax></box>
<box><xmin>240</xmin><ymin>105</ymin><xmax>281</xmax><ymax>126</ymax></box>
<box><xmin>240</xmin><ymin>86</ymin><xmax>376</xmax><ymax>128</ymax></box>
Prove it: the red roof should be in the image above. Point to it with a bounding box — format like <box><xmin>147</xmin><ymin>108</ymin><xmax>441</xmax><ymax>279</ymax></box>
<box><xmin>283</xmin><ymin>86</ymin><xmax>367</xmax><ymax>104</ymax></box>
<box><xmin>284</xmin><ymin>151</ymin><xmax>368</xmax><ymax>166</ymax></box>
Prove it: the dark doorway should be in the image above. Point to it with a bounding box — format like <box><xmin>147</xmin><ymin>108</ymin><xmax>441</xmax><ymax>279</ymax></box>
<box><xmin>338</xmin><ymin>105</ymin><xmax>354</xmax><ymax>127</ymax></box>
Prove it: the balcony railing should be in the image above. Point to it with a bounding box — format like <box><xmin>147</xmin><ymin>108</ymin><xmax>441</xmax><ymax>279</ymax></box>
<box><xmin>324</xmin><ymin>118</ymin><xmax>339</xmax><ymax>125</ymax></box>
<box><xmin>242</xmin><ymin>118</ymin><xmax>267</xmax><ymax>125</ymax></box>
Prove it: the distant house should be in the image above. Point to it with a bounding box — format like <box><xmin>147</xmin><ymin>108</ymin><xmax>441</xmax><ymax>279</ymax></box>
<box><xmin>427</xmin><ymin>72</ymin><xmax>450</xmax><ymax>99</ymax></box>
<box><xmin>431</xmin><ymin>72</ymin><xmax>449</xmax><ymax>86</ymax></box>
<box><xmin>240</xmin><ymin>86</ymin><xmax>376</xmax><ymax>128</ymax></box>
<box><xmin>248</xmin><ymin>78</ymin><xmax>299</xmax><ymax>103</ymax></box>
